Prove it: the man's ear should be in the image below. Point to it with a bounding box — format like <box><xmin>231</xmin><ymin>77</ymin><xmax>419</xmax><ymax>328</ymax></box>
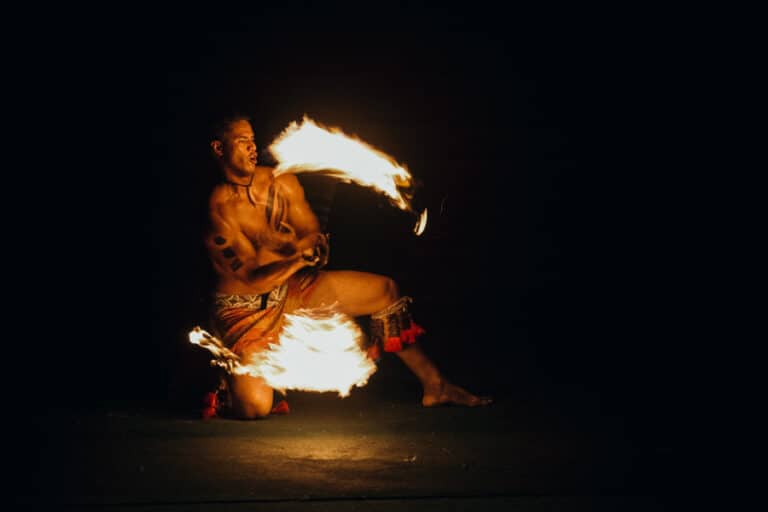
<box><xmin>210</xmin><ymin>140</ymin><xmax>224</xmax><ymax>156</ymax></box>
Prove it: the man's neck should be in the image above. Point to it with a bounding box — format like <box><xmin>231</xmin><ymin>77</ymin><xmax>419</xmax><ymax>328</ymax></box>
<box><xmin>224</xmin><ymin>174</ymin><xmax>252</xmax><ymax>187</ymax></box>
<box><xmin>223</xmin><ymin>167</ymin><xmax>271</xmax><ymax>187</ymax></box>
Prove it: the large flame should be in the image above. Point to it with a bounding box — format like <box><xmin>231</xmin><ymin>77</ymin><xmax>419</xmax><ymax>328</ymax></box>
<box><xmin>189</xmin><ymin>307</ymin><xmax>377</xmax><ymax>398</ymax></box>
<box><xmin>269</xmin><ymin>116</ymin><xmax>417</xmax><ymax>212</ymax></box>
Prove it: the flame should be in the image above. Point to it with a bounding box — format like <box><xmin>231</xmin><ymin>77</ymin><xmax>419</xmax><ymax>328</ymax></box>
<box><xmin>188</xmin><ymin>307</ymin><xmax>377</xmax><ymax>398</ymax></box>
<box><xmin>269</xmin><ymin>116</ymin><xmax>415</xmax><ymax>212</ymax></box>
<box><xmin>188</xmin><ymin>327</ymin><xmax>239</xmax><ymax>374</ymax></box>
<box><xmin>413</xmin><ymin>208</ymin><xmax>428</xmax><ymax>236</ymax></box>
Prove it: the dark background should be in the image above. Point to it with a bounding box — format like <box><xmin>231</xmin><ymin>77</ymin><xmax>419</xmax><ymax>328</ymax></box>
<box><xmin>25</xmin><ymin>5</ymin><xmax>690</xmax><ymax>440</ymax></box>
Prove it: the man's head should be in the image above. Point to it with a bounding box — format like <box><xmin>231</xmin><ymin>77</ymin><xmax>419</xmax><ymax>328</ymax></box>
<box><xmin>209</xmin><ymin>114</ymin><xmax>258</xmax><ymax>178</ymax></box>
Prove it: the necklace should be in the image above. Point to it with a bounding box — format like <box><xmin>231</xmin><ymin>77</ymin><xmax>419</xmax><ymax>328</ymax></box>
<box><xmin>224</xmin><ymin>173</ymin><xmax>254</xmax><ymax>187</ymax></box>
<box><xmin>225</xmin><ymin>174</ymin><xmax>256</xmax><ymax>206</ymax></box>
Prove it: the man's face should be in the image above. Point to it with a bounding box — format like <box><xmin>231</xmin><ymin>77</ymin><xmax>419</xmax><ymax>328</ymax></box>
<box><xmin>221</xmin><ymin>119</ymin><xmax>258</xmax><ymax>175</ymax></box>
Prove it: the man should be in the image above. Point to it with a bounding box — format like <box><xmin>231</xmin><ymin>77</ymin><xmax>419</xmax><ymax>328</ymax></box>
<box><xmin>205</xmin><ymin>114</ymin><xmax>491</xmax><ymax>418</ymax></box>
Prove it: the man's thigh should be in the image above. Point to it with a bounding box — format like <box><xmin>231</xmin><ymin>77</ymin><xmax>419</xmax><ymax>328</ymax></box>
<box><xmin>301</xmin><ymin>270</ymin><xmax>396</xmax><ymax>316</ymax></box>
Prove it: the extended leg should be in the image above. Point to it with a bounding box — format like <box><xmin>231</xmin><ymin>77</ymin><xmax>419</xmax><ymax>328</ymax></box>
<box><xmin>395</xmin><ymin>345</ymin><xmax>492</xmax><ymax>407</ymax></box>
<box><xmin>303</xmin><ymin>271</ymin><xmax>491</xmax><ymax>407</ymax></box>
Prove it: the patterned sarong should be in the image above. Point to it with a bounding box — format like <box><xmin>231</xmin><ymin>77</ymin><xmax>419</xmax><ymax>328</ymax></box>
<box><xmin>212</xmin><ymin>270</ymin><xmax>318</xmax><ymax>357</ymax></box>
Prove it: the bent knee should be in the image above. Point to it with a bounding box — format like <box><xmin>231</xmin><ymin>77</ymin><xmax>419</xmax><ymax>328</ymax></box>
<box><xmin>228</xmin><ymin>374</ymin><xmax>274</xmax><ymax>419</ymax></box>
<box><xmin>233</xmin><ymin>395</ymin><xmax>274</xmax><ymax>419</ymax></box>
<box><xmin>359</xmin><ymin>276</ymin><xmax>400</xmax><ymax>314</ymax></box>
<box><xmin>378</xmin><ymin>276</ymin><xmax>399</xmax><ymax>304</ymax></box>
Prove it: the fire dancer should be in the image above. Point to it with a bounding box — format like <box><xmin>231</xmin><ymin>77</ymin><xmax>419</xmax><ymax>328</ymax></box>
<box><xmin>204</xmin><ymin>114</ymin><xmax>491</xmax><ymax>418</ymax></box>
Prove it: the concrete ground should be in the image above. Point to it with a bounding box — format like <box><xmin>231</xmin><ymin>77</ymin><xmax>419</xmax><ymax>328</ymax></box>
<box><xmin>14</xmin><ymin>357</ymin><xmax>682</xmax><ymax>511</ymax></box>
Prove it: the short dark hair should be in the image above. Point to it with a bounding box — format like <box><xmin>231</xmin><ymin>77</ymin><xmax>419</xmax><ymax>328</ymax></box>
<box><xmin>208</xmin><ymin>112</ymin><xmax>252</xmax><ymax>142</ymax></box>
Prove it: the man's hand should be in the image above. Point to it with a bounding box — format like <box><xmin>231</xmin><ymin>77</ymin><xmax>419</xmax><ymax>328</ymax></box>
<box><xmin>314</xmin><ymin>232</ymin><xmax>330</xmax><ymax>268</ymax></box>
<box><xmin>301</xmin><ymin>233</ymin><xmax>330</xmax><ymax>268</ymax></box>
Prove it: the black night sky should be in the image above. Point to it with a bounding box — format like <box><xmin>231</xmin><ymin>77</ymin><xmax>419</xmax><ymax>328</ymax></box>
<box><xmin>30</xmin><ymin>6</ymin><xmax>688</xmax><ymax>437</ymax></box>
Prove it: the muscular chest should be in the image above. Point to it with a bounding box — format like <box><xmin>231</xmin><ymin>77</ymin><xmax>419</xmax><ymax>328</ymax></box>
<box><xmin>230</xmin><ymin>183</ymin><xmax>291</xmax><ymax>242</ymax></box>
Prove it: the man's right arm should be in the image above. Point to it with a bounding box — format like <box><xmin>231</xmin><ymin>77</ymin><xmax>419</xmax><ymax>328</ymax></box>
<box><xmin>205</xmin><ymin>207</ymin><xmax>316</xmax><ymax>294</ymax></box>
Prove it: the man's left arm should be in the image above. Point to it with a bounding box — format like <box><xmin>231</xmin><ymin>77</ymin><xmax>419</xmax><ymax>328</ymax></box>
<box><xmin>278</xmin><ymin>174</ymin><xmax>329</xmax><ymax>266</ymax></box>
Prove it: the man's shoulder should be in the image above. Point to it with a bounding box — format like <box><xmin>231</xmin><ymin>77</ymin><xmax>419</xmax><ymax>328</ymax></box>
<box><xmin>208</xmin><ymin>184</ymin><xmax>245</xmax><ymax>216</ymax></box>
<box><xmin>205</xmin><ymin>187</ymin><xmax>238</xmax><ymax>233</ymax></box>
<box><xmin>208</xmin><ymin>183</ymin><xmax>231</xmax><ymax>206</ymax></box>
<box><xmin>274</xmin><ymin>172</ymin><xmax>302</xmax><ymax>191</ymax></box>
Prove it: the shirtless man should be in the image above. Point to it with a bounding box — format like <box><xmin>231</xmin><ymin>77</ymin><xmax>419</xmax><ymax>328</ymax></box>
<box><xmin>205</xmin><ymin>114</ymin><xmax>491</xmax><ymax>418</ymax></box>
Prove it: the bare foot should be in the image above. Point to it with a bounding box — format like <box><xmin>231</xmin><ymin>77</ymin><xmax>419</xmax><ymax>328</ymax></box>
<box><xmin>422</xmin><ymin>381</ymin><xmax>493</xmax><ymax>407</ymax></box>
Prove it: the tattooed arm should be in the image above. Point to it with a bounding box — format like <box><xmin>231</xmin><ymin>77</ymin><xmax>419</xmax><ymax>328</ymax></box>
<box><xmin>205</xmin><ymin>204</ymin><xmax>316</xmax><ymax>295</ymax></box>
<box><xmin>276</xmin><ymin>174</ymin><xmax>329</xmax><ymax>266</ymax></box>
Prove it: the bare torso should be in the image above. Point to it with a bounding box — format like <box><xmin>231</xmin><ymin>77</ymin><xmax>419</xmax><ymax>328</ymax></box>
<box><xmin>205</xmin><ymin>168</ymin><xmax>319</xmax><ymax>295</ymax></box>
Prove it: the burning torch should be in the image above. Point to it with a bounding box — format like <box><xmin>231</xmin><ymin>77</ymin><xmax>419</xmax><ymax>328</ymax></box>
<box><xmin>268</xmin><ymin>116</ymin><xmax>428</xmax><ymax>235</ymax></box>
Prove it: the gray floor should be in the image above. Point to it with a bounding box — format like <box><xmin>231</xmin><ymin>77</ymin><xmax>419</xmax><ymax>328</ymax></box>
<box><xmin>16</xmin><ymin>381</ymin><xmax>679</xmax><ymax>511</ymax></box>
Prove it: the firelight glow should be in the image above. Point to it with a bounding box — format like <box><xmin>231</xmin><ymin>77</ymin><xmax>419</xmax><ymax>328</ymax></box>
<box><xmin>189</xmin><ymin>307</ymin><xmax>377</xmax><ymax>397</ymax></box>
